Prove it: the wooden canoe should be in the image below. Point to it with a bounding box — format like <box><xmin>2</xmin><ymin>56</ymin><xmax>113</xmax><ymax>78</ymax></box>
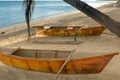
<box><xmin>0</xmin><ymin>48</ymin><xmax>118</xmax><ymax>74</ymax></box>
<box><xmin>32</xmin><ymin>26</ymin><xmax>105</xmax><ymax>36</ymax></box>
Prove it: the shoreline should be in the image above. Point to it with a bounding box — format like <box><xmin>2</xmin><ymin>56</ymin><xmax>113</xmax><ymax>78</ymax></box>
<box><xmin>0</xmin><ymin>1</ymin><xmax>116</xmax><ymax>33</ymax></box>
<box><xmin>0</xmin><ymin>10</ymin><xmax>79</xmax><ymax>32</ymax></box>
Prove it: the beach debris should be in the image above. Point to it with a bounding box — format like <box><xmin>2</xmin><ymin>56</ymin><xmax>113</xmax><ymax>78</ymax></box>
<box><xmin>0</xmin><ymin>31</ymin><xmax>5</xmax><ymax>35</ymax></box>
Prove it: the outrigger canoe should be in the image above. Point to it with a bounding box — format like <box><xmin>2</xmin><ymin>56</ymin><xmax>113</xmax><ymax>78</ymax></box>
<box><xmin>32</xmin><ymin>26</ymin><xmax>105</xmax><ymax>36</ymax></box>
<box><xmin>0</xmin><ymin>48</ymin><xmax>118</xmax><ymax>74</ymax></box>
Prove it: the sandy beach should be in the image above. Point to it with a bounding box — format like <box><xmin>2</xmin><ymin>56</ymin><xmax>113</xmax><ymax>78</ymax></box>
<box><xmin>0</xmin><ymin>2</ymin><xmax>120</xmax><ymax>80</ymax></box>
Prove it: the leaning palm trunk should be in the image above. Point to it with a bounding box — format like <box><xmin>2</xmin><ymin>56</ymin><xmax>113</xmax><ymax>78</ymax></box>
<box><xmin>117</xmin><ymin>0</ymin><xmax>120</xmax><ymax>3</ymax></box>
<box><xmin>23</xmin><ymin>0</ymin><xmax>35</xmax><ymax>40</ymax></box>
<box><xmin>64</xmin><ymin>0</ymin><xmax>120</xmax><ymax>37</ymax></box>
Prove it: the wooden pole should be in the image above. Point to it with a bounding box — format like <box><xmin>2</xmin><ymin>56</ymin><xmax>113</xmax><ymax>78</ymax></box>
<box><xmin>53</xmin><ymin>49</ymin><xmax>76</xmax><ymax>80</ymax></box>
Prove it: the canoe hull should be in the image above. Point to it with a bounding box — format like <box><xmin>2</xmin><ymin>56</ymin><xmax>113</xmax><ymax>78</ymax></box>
<box><xmin>33</xmin><ymin>26</ymin><xmax>105</xmax><ymax>36</ymax></box>
<box><xmin>0</xmin><ymin>49</ymin><xmax>118</xmax><ymax>74</ymax></box>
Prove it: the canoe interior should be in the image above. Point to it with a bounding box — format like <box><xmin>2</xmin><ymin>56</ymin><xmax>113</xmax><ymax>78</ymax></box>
<box><xmin>12</xmin><ymin>49</ymin><xmax>71</xmax><ymax>59</ymax></box>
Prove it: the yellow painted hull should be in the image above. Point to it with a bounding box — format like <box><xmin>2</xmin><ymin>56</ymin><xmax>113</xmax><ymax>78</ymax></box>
<box><xmin>0</xmin><ymin>49</ymin><xmax>118</xmax><ymax>74</ymax></box>
<box><xmin>33</xmin><ymin>26</ymin><xmax>105</xmax><ymax>36</ymax></box>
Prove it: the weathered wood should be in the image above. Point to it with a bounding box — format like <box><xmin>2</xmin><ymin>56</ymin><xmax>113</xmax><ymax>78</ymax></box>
<box><xmin>63</xmin><ymin>0</ymin><xmax>120</xmax><ymax>37</ymax></box>
<box><xmin>33</xmin><ymin>26</ymin><xmax>104</xmax><ymax>36</ymax></box>
<box><xmin>0</xmin><ymin>48</ymin><xmax>119</xmax><ymax>74</ymax></box>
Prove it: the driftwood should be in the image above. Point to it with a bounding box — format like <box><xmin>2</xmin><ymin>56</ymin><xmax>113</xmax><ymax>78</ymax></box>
<box><xmin>64</xmin><ymin>0</ymin><xmax>120</xmax><ymax>37</ymax></box>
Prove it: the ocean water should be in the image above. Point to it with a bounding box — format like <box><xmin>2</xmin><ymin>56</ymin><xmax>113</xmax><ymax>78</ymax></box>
<box><xmin>0</xmin><ymin>0</ymin><xmax>115</xmax><ymax>28</ymax></box>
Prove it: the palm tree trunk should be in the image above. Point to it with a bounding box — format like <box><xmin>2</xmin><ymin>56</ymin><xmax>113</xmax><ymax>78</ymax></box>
<box><xmin>64</xmin><ymin>0</ymin><xmax>120</xmax><ymax>37</ymax></box>
<box><xmin>23</xmin><ymin>0</ymin><xmax>35</xmax><ymax>41</ymax></box>
<box><xmin>26</xmin><ymin>14</ymin><xmax>31</xmax><ymax>40</ymax></box>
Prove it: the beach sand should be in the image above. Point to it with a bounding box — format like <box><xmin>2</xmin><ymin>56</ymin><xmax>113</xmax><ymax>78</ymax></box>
<box><xmin>0</xmin><ymin>3</ymin><xmax>120</xmax><ymax>80</ymax></box>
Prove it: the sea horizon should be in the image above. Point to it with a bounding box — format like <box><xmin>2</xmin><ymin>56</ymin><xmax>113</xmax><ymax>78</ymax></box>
<box><xmin>0</xmin><ymin>0</ymin><xmax>116</xmax><ymax>28</ymax></box>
